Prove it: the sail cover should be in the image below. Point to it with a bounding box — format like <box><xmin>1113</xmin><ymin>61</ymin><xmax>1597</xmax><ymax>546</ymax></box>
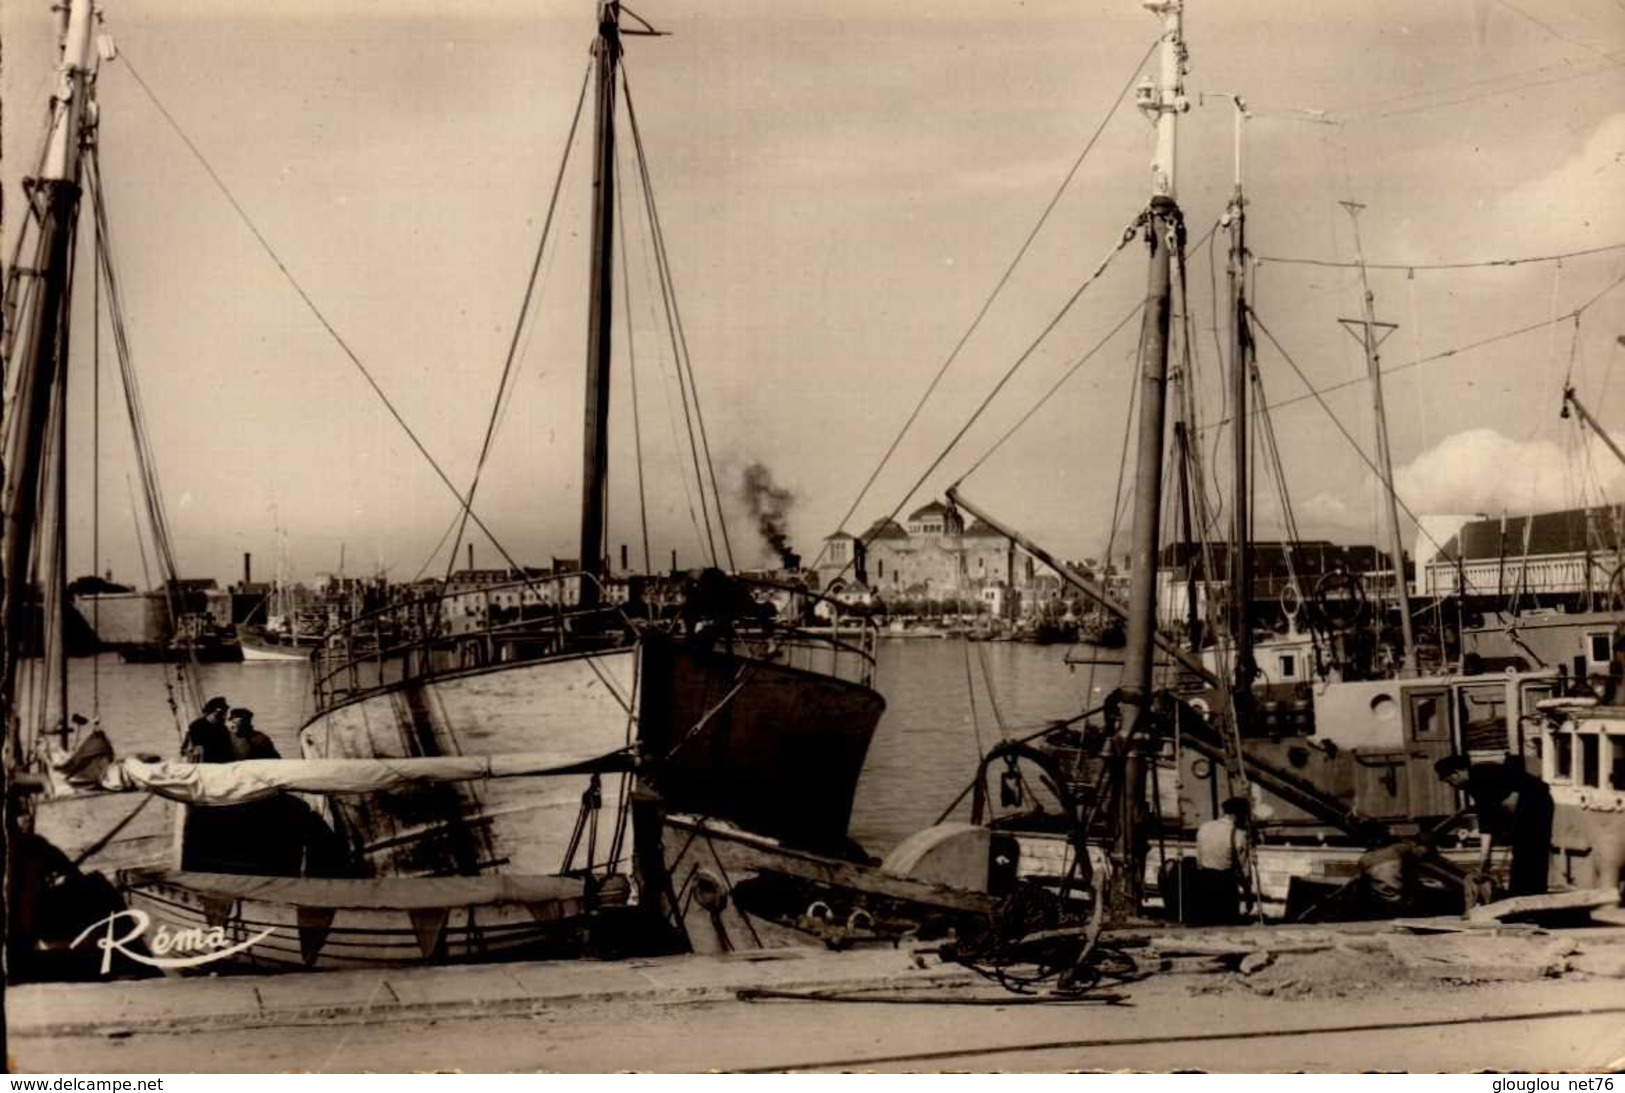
<box><xmin>93</xmin><ymin>751</ymin><xmax>634</xmax><ymax>806</ymax></box>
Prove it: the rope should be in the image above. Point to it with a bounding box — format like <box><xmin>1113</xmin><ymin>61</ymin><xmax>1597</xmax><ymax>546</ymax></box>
<box><xmin>831</xmin><ymin>214</ymin><xmax>1145</xmax><ymax>591</ymax></box>
<box><xmin>444</xmin><ymin>58</ymin><xmax>594</xmax><ymax>585</ymax></box>
<box><xmin>86</xmin><ymin>151</ymin><xmax>201</xmax><ymax>725</ymax></box>
<box><xmin>116</xmin><ymin>55</ymin><xmax>545</xmax><ymax>599</ymax></box>
<box><xmin>1257</xmin><ymin>240</ymin><xmax>1625</xmax><ymax>272</ymax></box>
<box><xmin>957</xmin><ymin>301</ymin><xmax>1144</xmax><ymax>480</ymax></box>
<box><xmin>961</xmin><ymin>637</ymin><xmax>984</xmax><ymax>761</ymax></box>
<box><xmin>812</xmin><ymin>37</ymin><xmax>1163</xmax><ymax>571</ymax></box>
<box><xmin>615</xmin><ymin>160</ymin><xmax>653</xmax><ymax>575</ymax></box>
<box><xmin>1249</xmin><ymin>307</ymin><xmax>1467</xmax><ymax>567</ymax></box>
<box><xmin>623</xmin><ymin>72</ymin><xmax>729</xmax><ymax>570</ymax></box>
<box><xmin>1211</xmin><ymin>262</ymin><xmax>1625</xmax><ymax>428</ymax></box>
<box><xmin>71</xmin><ymin>793</ymin><xmax>154</xmax><ymax>868</ymax></box>
<box><xmin>974</xmin><ymin>642</ymin><xmax>1008</xmax><ymax>737</ymax></box>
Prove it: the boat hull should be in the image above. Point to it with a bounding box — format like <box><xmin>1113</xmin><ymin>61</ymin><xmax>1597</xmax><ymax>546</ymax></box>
<box><xmin>301</xmin><ymin>648</ymin><xmax>640</xmax><ymax>878</ymax></box>
<box><xmin>299</xmin><ymin>632</ymin><xmax>885</xmax><ymax>880</ymax></box>
<box><xmin>661</xmin><ymin>815</ymin><xmax>1001</xmax><ymax>953</ymax></box>
<box><xmin>237</xmin><ymin>625</ymin><xmax>317</xmax><ymax>663</ymax></box>
<box><xmin>637</xmin><ymin>634</ymin><xmax>885</xmax><ymax>853</ymax></box>
<box><xmin>115</xmin><ymin>869</ymin><xmax>630</xmax><ymax>973</ymax></box>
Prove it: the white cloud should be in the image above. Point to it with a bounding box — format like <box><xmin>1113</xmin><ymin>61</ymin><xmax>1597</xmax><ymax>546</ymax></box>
<box><xmin>1494</xmin><ymin>112</ymin><xmax>1625</xmax><ymax>249</ymax></box>
<box><xmin>1393</xmin><ymin>426</ymin><xmax>1625</xmax><ymax>517</ymax></box>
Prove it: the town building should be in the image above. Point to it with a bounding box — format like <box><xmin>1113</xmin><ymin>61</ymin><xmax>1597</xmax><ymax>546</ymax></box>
<box><xmin>816</xmin><ymin>501</ymin><xmax>1084</xmax><ymax>619</ymax></box>
<box><xmin>1414</xmin><ymin>506</ymin><xmax>1625</xmax><ymax>608</ymax></box>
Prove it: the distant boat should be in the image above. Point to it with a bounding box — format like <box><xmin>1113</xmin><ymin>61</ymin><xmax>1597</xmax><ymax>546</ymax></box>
<box><xmin>235</xmin><ymin>622</ymin><xmax>317</xmax><ymax>663</ymax></box>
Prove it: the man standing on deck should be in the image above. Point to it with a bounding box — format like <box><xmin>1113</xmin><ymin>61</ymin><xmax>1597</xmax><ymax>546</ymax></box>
<box><xmin>181</xmin><ymin>696</ymin><xmax>233</xmax><ymax>763</ymax></box>
<box><xmin>1435</xmin><ymin>754</ymin><xmax>1554</xmax><ymax>897</ymax></box>
<box><xmin>1193</xmin><ymin>796</ymin><xmax>1252</xmax><ymax>924</ymax></box>
<box><xmin>225</xmin><ymin>707</ymin><xmax>280</xmax><ymax>761</ymax></box>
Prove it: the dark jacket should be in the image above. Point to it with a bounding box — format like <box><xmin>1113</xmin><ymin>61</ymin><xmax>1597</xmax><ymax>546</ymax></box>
<box><xmin>183</xmin><ymin>716</ymin><xmax>233</xmax><ymax>763</ymax></box>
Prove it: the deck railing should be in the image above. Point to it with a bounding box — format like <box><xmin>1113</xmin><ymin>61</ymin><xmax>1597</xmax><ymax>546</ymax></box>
<box><xmin>311</xmin><ymin>571</ymin><xmax>879</xmax><ymax>712</ymax></box>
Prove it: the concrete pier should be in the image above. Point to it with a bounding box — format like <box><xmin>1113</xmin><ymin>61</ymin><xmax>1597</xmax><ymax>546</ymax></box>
<box><xmin>10</xmin><ymin>923</ymin><xmax>1625</xmax><ymax>1073</ymax></box>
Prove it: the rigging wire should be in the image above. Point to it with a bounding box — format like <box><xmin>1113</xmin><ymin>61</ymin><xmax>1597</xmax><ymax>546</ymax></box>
<box><xmin>115</xmin><ymin>54</ymin><xmax>569</xmax><ymax>607</ymax></box>
<box><xmin>622</xmin><ymin>70</ymin><xmax>731</xmax><ymax>571</ymax></box>
<box><xmin>1256</xmin><ymin>240</ymin><xmax>1625</xmax><ymax>272</ymax></box>
<box><xmin>1491</xmin><ymin>0</ymin><xmax>1624</xmax><ymax>65</ymax></box>
<box><xmin>92</xmin><ymin>189</ymin><xmax>102</xmax><ymax>723</ymax></box>
<box><xmin>86</xmin><ymin>151</ymin><xmax>201</xmax><ymax>725</ymax></box>
<box><xmin>1102</xmin><ymin>345</ymin><xmax>1142</xmax><ymax>582</ymax></box>
<box><xmin>814</xmin><ymin>36</ymin><xmax>1163</xmax><ymax>568</ymax></box>
<box><xmin>614</xmin><ymin>145</ymin><xmax>654</xmax><ymax>574</ymax></box>
<box><xmin>962</xmin><ymin>636</ymin><xmax>985</xmax><ymax>761</ymax></box>
<box><xmin>443</xmin><ymin>57</ymin><xmax>595</xmax><ymax>585</ymax></box>
<box><xmin>834</xmin><ymin>215</ymin><xmax>1147</xmax><ymax>591</ymax></box>
<box><xmin>1248</xmin><ymin>308</ymin><xmax>1458</xmax><ymax>567</ymax></box>
<box><xmin>1209</xmin><ymin>262</ymin><xmax>1625</xmax><ymax>430</ymax></box>
<box><xmin>958</xmin><ymin>302</ymin><xmax>1144</xmax><ymax>481</ymax></box>
<box><xmin>1365</xmin><ymin>62</ymin><xmax>1623</xmax><ymax>120</ymax></box>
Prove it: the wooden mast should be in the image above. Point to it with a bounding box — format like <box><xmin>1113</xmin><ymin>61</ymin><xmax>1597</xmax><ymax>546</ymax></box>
<box><xmin>3</xmin><ymin>0</ymin><xmax>98</xmax><ymax>768</ymax></box>
<box><xmin>1337</xmin><ymin>202</ymin><xmax>1415</xmax><ymax>675</ymax></box>
<box><xmin>578</xmin><ymin>1</ymin><xmax>622</xmax><ymax>608</ymax></box>
<box><xmin>1217</xmin><ymin>94</ymin><xmax>1255</xmax><ymax>696</ymax></box>
<box><xmin>1110</xmin><ymin>0</ymin><xmax>1187</xmax><ymax>917</ymax></box>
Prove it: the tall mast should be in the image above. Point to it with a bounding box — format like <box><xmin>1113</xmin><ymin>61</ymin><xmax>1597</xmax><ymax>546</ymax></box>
<box><xmin>1337</xmin><ymin>202</ymin><xmax>1414</xmax><ymax>676</ymax></box>
<box><xmin>1112</xmin><ymin>0</ymin><xmax>1187</xmax><ymax>916</ymax></box>
<box><xmin>3</xmin><ymin>0</ymin><xmax>99</xmax><ymax>758</ymax></box>
<box><xmin>578</xmin><ymin>1</ymin><xmax>622</xmax><ymax>607</ymax></box>
<box><xmin>1215</xmin><ymin>93</ymin><xmax>1254</xmax><ymax>695</ymax></box>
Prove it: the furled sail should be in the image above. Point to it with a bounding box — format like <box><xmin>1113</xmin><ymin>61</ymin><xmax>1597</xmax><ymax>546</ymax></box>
<box><xmin>76</xmin><ymin>750</ymin><xmax>635</xmax><ymax>805</ymax></box>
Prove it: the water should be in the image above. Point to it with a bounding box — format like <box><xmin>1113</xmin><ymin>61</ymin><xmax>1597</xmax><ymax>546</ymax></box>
<box><xmin>850</xmin><ymin>639</ymin><xmax>1121</xmax><ymax>853</ymax></box>
<box><xmin>39</xmin><ymin>653</ymin><xmax>319</xmax><ymax>760</ymax></box>
<box><xmin>42</xmin><ymin>640</ymin><xmax>1117</xmax><ymax>858</ymax></box>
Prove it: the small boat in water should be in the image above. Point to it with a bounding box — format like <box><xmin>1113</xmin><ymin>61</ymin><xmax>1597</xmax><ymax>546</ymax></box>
<box><xmin>235</xmin><ymin>623</ymin><xmax>317</xmax><ymax>663</ymax></box>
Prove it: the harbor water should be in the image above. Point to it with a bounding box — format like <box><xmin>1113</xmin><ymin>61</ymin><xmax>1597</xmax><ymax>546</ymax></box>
<box><xmin>42</xmin><ymin>639</ymin><xmax>1119</xmax><ymax>858</ymax></box>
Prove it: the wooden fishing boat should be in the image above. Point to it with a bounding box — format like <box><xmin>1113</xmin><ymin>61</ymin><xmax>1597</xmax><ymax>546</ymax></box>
<box><xmin>294</xmin><ymin>1</ymin><xmax>887</xmax><ymax>892</ymax></box>
<box><xmin>116</xmin><ymin>870</ymin><xmax>631</xmax><ymax>972</ymax></box>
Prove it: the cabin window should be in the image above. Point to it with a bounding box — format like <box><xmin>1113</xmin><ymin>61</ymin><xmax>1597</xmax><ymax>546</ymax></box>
<box><xmin>1457</xmin><ymin>684</ymin><xmax>1508</xmax><ymax>752</ymax></box>
<box><xmin>1276</xmin><ymin>653</ymin><xmax>1297</xmax><ymax>680</ymax></box>
<box><xmin>1553</xmin><ymin>732</ymin><xmax>1573</xmax><ymax>782</ymax></box>
<box><xmin>1590</xmin><ymin>633</ymin><xmax>1613</xmax><ymax>666</ymax></box>
<box><xmin>1406</xmin><ymin>691</ymin><xmax>1448</xmax><ymax>742</ymax></box>
<box><xmin>1580</xmin><ymin>733</ymin><xmax>1600</xmax><ymax>788</ymax></box>
<box><xmin>1610</xmin><ymin>736</ymin><xmax>1625</xmax><ymax>791</ymax></box>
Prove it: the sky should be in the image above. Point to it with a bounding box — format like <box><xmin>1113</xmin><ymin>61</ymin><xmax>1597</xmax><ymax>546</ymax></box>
<box><xmin>4</xmin><ymin>0</ymin><xmax>1623</xmax><ymax>587</ymax></box>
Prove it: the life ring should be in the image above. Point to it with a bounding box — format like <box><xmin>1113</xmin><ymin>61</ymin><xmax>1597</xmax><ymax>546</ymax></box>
<box><xmin>1280</xmin><ymin>582</ymin><xmax>1302</xmax><ymax>620</ymax></box>
<box><xmin>1312</xmin><ymin>571</ymin><xmax>1366</xmax><ymax>629</ymax></box>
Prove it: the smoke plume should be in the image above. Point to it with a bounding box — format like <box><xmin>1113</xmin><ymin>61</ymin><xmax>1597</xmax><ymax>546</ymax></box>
<box><xmin>740</xmin><ymin>462</ymin><xmax>798</xmax><ymax>569</ymax></box>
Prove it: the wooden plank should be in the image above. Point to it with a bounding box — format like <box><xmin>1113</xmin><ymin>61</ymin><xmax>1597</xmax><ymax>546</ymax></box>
<box><xmin>1467</xmin><ymin>888</ymin><xmax>1619</xmax><ymax>923</ymax></box>
<box><xmin>1389</xmin><ymin>918</ymin><xmax>1541</xmax><ymax>935</ymax></box>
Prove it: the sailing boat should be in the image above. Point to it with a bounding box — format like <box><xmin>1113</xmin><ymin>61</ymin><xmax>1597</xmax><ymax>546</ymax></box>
<box><xmin>286</xmin><ymin>1</ymin><xmax>887</xmax><ymax>896</ymax></box>
<box><xmin>940</xmin><ymin>25</ymin><xmax>1569</xmax><ymax>920</ymax></box>
<box><xmin>1</xmin><ymin>0</ymin><xmax>887</xmax><ymax>975</ymax></box>
<box><xmin>106</xmin><ymin>1</ymin><xmax>882</xmax><ymax>965</ymax></box>
<box><xmin>2</xmin><ymin>0</ymin><xmax>615</xmax><ymax>976</ymax></box>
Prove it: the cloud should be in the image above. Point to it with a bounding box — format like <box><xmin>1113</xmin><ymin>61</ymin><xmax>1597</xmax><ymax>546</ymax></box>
<box><xmin>1393</xmin><ymin>426</ymin><xmax>1625</xmax><ymax>516</ymax></box>
<box><xmin>1258</xmin><ymin>427</ymin><xmax>1625</xmax><ymax>544</ymax></box>
<box><xmin>1494</xmin><ymin>112</ymin><xmax>1625</xmax><ymax>248</ymax></box>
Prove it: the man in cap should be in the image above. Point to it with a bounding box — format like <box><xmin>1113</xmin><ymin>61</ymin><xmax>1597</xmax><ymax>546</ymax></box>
<box><xmin>181</xmin><ymin>696</ymin><xmax>233</xmax><ymax>763</ymax></box>
<box><xmin>225</xmin><ymin>707</ymin><xmax>280</xmax><ymax>761</ymax></box>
